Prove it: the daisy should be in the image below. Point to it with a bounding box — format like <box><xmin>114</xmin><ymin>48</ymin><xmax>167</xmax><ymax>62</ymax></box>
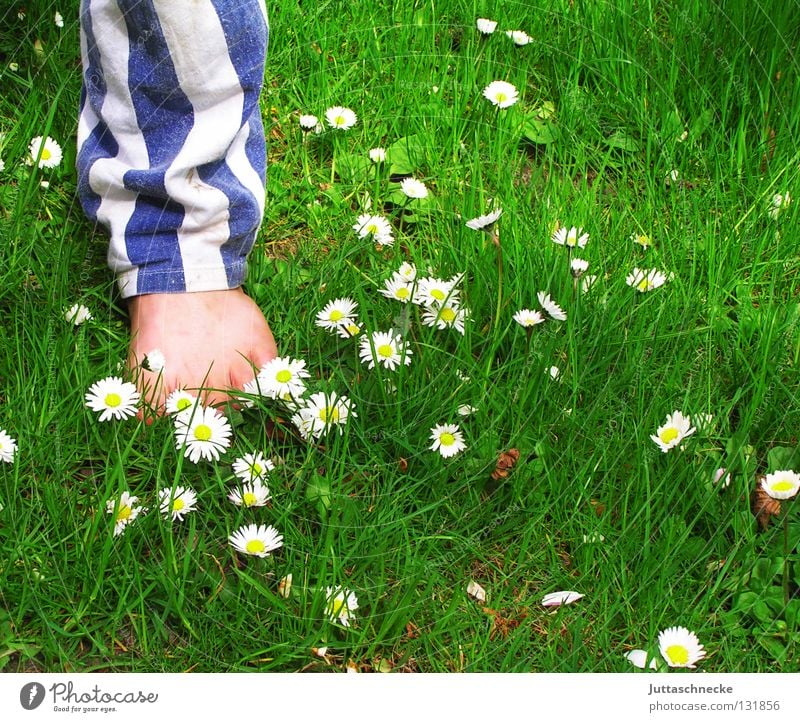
<box><xmin>768</xmin><ymin>192</ymin><xmax>791</xmax><ymax>220</ymax></box>
<box><xmin>229</xmin><ymin>523</ymin><xmax>283</xmax><ymax>557</ymax></box>
<box><xmin>369</xmin><ymin>147</ymin><xmax>386</xmax><ymax>162</ymax></box>
<box><xmin>457</xmin><ymin>404</ymin><xmax>477</xmax><ymax>417</ymax></box>
<box><xmin>537</xmin><ymin>291</ymin><xmax>567</xmax><ymax>321</ymax></box>
<box><xmin>325</xmin><ymin>586</ymin><xmax>359</xmax><ymax>627</ymax></box>
<box><xmin>394</xmin><ymin>261</ymin><xmax>417</xmax><ymax>282</ymax></box>
<box><xmin>570</xmin><ymin>258</ymin><xmax>589</xmax><ymax>277</ymax></box>
<box><xmin>513</xmin><ymin>308</ymin><xmax>545</xmax><ymax>327</ymax></box>
<box><xmin>353</xmin><ymin>213</ymin><xmax>394</xmax><ymax>245</ymax></box>
<box><xmin>299</xmin><ymin>114</ymin><xmax>320</xmax><ymax>131</ymax></box>
<box><xmin>143</xmin><ymin>349</ymin><xmax>165</xmax><ymax>373</ymax></box>
<box><xmin>650</xmin><ymin>410</ymin><xmax>696</xmax><ymax>452</ymax></box>
<box><xmin>626</xmin><ymin>267</ymin><xmax>668</xmax><ymax>292</ymax></box>
<box><xmin>581</xmin><ymin>274</ymin><xmax>598</xmax><ymax>293</ymax></box>
<box><xmin>694</xmin><ymin>413</ymin><xmax>714</xmax><ymax>432</ymax></box>
<box><xmin>541</xmin><ymin>591</ymin><xmax>584</xmax><ymax>607</ymax></box>
<box><xmin>476</xmin><ymin>18</ymin><xmax>497</xmax><ymax>34</ymax></box>
<box><xmin>165</xmin><ymin>388</ymin><xmax>198</xmax><ymax>416</ymax></box>
<box><xmin>85</xmin><ymin>376</ymin><xmax>140</xmax><ymax>421</ymax></box>
<box><xmin>0</xmin><ymin>429</ymin><xmax>17</xmax><ymax>464</ymax></box>
<box><xmin>630</xmin><ymin>232</ymin><xmax>652</xmax><ymax>248</ymax></box>
<box><xmin>28</xmin><ymin>136</ymin><xmax>62</xmax><ymax>169</ymax></box>
<box><xmin>228</xmin><ymin>479</ymin><xmax>271</xmax><ymax>508</ymax></box>
<box><xmin>65</xmin><ymin>303</ymin><xmax>92</xmax><ymax>325</ymax></box>
<box><xmin>400</xmin><ymin>177</ymin><xmax>428</xmax><ymax>199</ymax></box>
<box><xmin>54</xmin><ymin>11</ymin><xmax>64</xmax><ymax>28</ymax></box>
<box><xmin>335</xmin><ymin>319</ymin><xmax>363</xmax><ymax>339</ymax></box>
<box><xmin>505</xmin><ymin>30</ymin><xmax>532</xmax><ymax>46</ymax></box>
<box><xmin>483</xmin><ymin>81</ymin><xmax>519</xmax><ymax>109</ymax></box>
<box><xmin>316</xmin><ymin>297</ymin><xmax>358</xmax><ymax>330</ymax></box>
<box><xmin>0</xmin><ymin>158</ymin><xmax>5</xmax><ymax>172</ymax></box>
<box><xmin>658</xmin><ymin>627</ymin><xmax>706</xmax><ymax>668</ymax></box>
<box><xmin>359</xmin><ymin>330</ymin><xmax>412</xmax><ymax>370</ymax></box>
<box><xmin>430</xmin><ymin>423</ymin><xmax>467</xmax><ymax>458</ymax></box>
<box><xmin>106</xmin><ymin>491</ymin><xmax>144</xmax><ymax>537</ymax></box>
<box><xmin>255</xmin><ymin>356</ymin><xmax>310</xmax><ymax>400</ymax></box>
<box><xmin>624</xmin><ymin>650</ymin><xmax>658</xmax><ymax>670</ymax></box>
<box><xmin>414</xmin><ymin>276</ymin><xmax>460</xmax><ymax>307</ymax></box>
<box><xmin>466</xmin><ymin>207</ymin><xmax>503</xmax><ymax>231</ymax></box>
<box><xmin>551</xmin><ymin>226</ymin><xmax>589</xmax><ymax>249</ymax></box>
<box><xmin>232</xmin><ymin>452</ymin><xmax>275</xmax><ymax>483</ymax></box>
<box><xmin>760</xmin><ymin>470</ymin><xmax>800</xmax><ymax>500</ymax></box>
<box><xmin>158</xmin><ymin>486</ymin><xmax>197</xmax><ymax>522</ymax></box>
<box><xmin>174</xmin><ymin>405</ymin><xmax>232</xmax><ymax>463</ymax></box>
<box><xmin>325</xmin><ymin>106</ymin><xmax>357</xmax><ymax>130</ymax></box>
<box><xmin>296</xmin><ymin>391</ymin><xmax>355</xmax><ymax>438</ymax></box>
<box><xmin>713</xmin><ymin>467</ymin><xmax>732</xmax><ymax>488</ymax></box>
<box><xmin>421</xmin><ymin>303</ymin><xmax>468</xmax><ymax>334</ymax></box>
<box><xmin>379</xmin><ymin>276</ymin><xmax>414</xmax><ymax>303</ymax></box>
<box><xmin>548</xmin><ymin>365</ymin><xmax>561</xmax><ymax>380</ymax></box>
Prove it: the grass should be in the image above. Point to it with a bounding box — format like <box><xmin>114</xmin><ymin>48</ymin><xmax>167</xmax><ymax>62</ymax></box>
<box><xmin>1</xmin><ymin>0</ymin><xmax>799</xmax><ymax>673</ymax></box>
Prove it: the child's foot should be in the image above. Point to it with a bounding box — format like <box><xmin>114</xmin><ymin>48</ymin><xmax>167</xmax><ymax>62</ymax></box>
<box><xmin>126</xmin><ymin>288</ymin><xmax>278</xmax><ymax>417</ymax></box>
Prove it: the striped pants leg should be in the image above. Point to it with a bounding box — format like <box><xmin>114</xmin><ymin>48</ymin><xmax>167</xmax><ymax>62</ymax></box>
<box><xmin>76</xmin><ymin>0</ymin><xmax>268</xmax><ymax>299</ymax></box>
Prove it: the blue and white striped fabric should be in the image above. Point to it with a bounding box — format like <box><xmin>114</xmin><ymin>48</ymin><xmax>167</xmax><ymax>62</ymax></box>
<box><xmin>77</xmin><ymin>0</ymin><xmax>268</xmax><ymax>298</ymax></box>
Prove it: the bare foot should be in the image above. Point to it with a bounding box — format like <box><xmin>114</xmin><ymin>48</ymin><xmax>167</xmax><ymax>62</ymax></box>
<box><xmin>127</xmin><ymin>288</ymin><xmax>278</xmax><ymax>417</ymax></box>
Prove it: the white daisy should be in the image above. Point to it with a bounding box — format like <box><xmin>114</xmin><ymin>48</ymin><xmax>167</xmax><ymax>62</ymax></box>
<box><xmin>430</xmin><ymin>423</ymin><xmax>467</xmax><ymax>458</ymax></box>
<box><xmin>624</xmin><ymin>650</ymin><xmax>658</xmax><ymax>670</ymax></box>
<box><xmin>626</xmin><ymin>267</ymin><xmax>668</xmax><ymax>292</ymax></box>
<box><xmin>537</xmin><ymin>292</ymin><xmax>567</xmax><ymax>321</ymax></box>
<box><xmin>325</xmin><ymin>586</ymin><xmax>359</xmax><ymax>627</ymax></box>
<box><xmin>0</xmin><ymin>429</ymin><xmax>18</xmax><ymax>464</ymax></box>
<box><xmin>466</xmin><ymin>207</ymin><xmax>503</xmax><ymax>231</ymax></box>
<box><xmin>505</xmin><ymin>30</ymin><xmax>532</xmax><ymax>46</ymax></box>
<box><xmin>106</xmin><ymin>491</ymin><xmax>144</xmax><ymax>537</ymax></box>
<box><xmin>548</xmin><ymin>365</ymin><xmax>561</xmax><ymax>380</ymax></box>
<box><xmin>353</xmin><ymin>213</ymin><xmax>394</xmax><ymax>245</ymax></box>
<box><xmin>476</xmin><ymin>18</ymin><xmax>497</xmax><ymax>34</ymax></box>
<box><xmin>400</xmin><ymin>177</ymin><xmax>429</xmax><ymax>199</ymax></box>
<box><xmin>255</xmin><ymin>357</ymin><xmax>310</xmax><ymax>400</ymax></box>
<box><xmin>513</xmin><ymin>308</ymin><xmax>545</xmax><ymax>327</ymax></box>
<box><xmin>158</xmin><ymin>486</ymin><xmax>197</xmax><ymax>521</ymax></box>
<box><xmin>457</xmin><ymin>404</ymin><xmax>477</xmax><ymax>417</ymax></box>
<box><xmin>335</xmin><ymin>319</ymin><xmax>363</xmax><ymax>339</ymax></box>
<box><xmin>421</xmin><ymin>303</ymin><xmax>468</xmax><ymax>334</ymax></box>
<box><xmin>570</xmin><ymin>258</ymin><xmax>589</xmax><ymax>277</ymax></box>
<box><xmin>369</xmin><ymin>147</ymin><xmax>386</xmax><ymax>162</ymax></box>
<box><xmin>541</xmin><ymin>591</ymin><xmax>584</xmax><ymax>607</ymax></box>
<box><xmin>85</xmin><ymin>376</ymin><xmax>140</xmax><ymax>422</ymax></box>
<box><xmin>379</xmin><ymin>276</ymin><xmax>414</xmax><ymax>303</ymax></box>
<box><xmin>325</xmin><ymin>106</ymin><xmax>357</xmax><ymax>130</ymax></box>
<box><xmin>760</xmin><ymin>470</ymin><xmax>800</xmax><ymax>500</ymax></box>
<box><xmin>143</xmin><ymin>349</ymin><xmax>166</xmax><ymax>373</ymax></box>
<box><xmin>228</xmin><ymin>479</ymin><xmax>271</xmax><ymax>508</ymax></box>
<box><xmin>551</xmin><ymin>226</ymin><xmax>589</xmax><ymax>249</ymax></box>
<box><xmin>650</xmin><ymin>410</ymin><xmax>696</xmax><ymax>452</ymax></box>
<box><xmin>713</xmin><ymin>467</ymin><xmax>732</xmax><ymax>488</ymax></box>
<box><xmin>28</xmin><ymin>136</ymin><xmax>62</xmax><ymax>168</ymax></box>
<box><xmin>65</xmin><ymin>303</ymin><xmax>92</xmax><ymax>325</ymax></box>
<box><xmin>768</xmin><ymin>192</ymin><xmax>791</xmax><ymax>220</ymax></box>
<box><xmin>359</xmin><ymin>330</ymin><xmax>412</xmax><ymax>371</ymax></box>
<box><xmin>315</xmin><ymin>297</ymin><xmax>358</xmax><ymax>330</ymax></box>
<box><xmin>581</xmin><ymin>274</ymin><xmax>598</xmax><ymax>293</ymax></box>
<box><xmin>630</xmin><ymin>232</ymin><xmax>653</xmax><ymax>248</ymax></box>
<box><xmin>165</xmin><ymin>388</ymin><xmax>198</xmax><ymax>416</ymax></box>
<box><xmin>296</xmin><ymin>391</ymin><xmax>355</xmax><ymax>438</ymax></box>
<box><xmin>229</xmin><ymin>523</ymin><xmax>283</xmax><ymax>557</ymax></box>
<box><xmin>658</xmin><ymin>626</ymin><xmax>706</xmax><ymax>668</ymax></box>
<box><xmin>483</xmin><ymin>81</ymin><xmax>519</xmax><ymax>109</ymax></box>
<box><xmin>414</xmin><ymin>276</ymin><xmax>460</xmax><ymax>307</ymax></box>
<box><xmin>395</xmin><ymin>262</ymin><xmax>417</xmax><ymax>282</ymax></box>
<box><xmin>174</xmin><ymin>405</ymin><xmax>232</xmax><ymax>463</ymax></box>
<box><xmin>54</xmin><ymin>11</ymin><xmax>64</xmax><ymax>28</ymax></box>
<box><xmin>299</xmin><ymin>114</ymin><xmax>320</xmax><ymax>131</ymax></box>
<box><xmin>232</xmin><ymin>452</ymin><xmax>275</xmax><ymax>483</ymax></box>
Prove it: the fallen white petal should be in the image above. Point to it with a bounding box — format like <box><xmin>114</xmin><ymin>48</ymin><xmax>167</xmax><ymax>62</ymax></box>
<box><xmin>541</xmin><ymin>590</ymin><xmax>584</xmax><ymax>607</ymax></box>
<box><xmin>625</xmin><ymin>649</ymin><xmax>658</xmax><ymax>670</ymax></box>
<box><xmin>466</xmin><ymin>579</ymin><xmax>487</xmax><ymax>602</ymax></box>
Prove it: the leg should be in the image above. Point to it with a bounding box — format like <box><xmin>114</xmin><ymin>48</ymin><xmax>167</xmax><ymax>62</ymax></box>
<box><xmin>77</xmin><ymin>0</ymin><xmax>277</xmax><ymax>412</ymax></box>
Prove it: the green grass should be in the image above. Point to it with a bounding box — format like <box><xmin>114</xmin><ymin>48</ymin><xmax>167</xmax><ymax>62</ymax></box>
<box><xmin>1</xmin><ymin>0</ymin><xmax>799</xmax><ymax>672</ymax></box>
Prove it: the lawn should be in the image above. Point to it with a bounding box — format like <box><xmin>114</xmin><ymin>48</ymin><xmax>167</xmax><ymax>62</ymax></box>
<box><xmin>1</xmin><ymin>0</ymin><xmax>799</xmax><ymax>673</ymax></box>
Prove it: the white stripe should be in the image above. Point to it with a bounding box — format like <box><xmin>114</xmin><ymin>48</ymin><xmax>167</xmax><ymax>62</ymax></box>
<box><xmin>85</xmin><ymin>0</ymin><xmax>144</xmax><ymax>297</ymax></box>
<box><xmin>256</xmin><ymin>0</ymin><xmax>268</xmax><ymax>27</ymax></box>
<box><xmin>228</xmin><ymin>121</ymin><xmax>266</xmax><ymax>219</ymax></box>
<box><xmin>152</xmin><ymin>0</ymin><xmax>248</xmax><ymax>292</ymax></box>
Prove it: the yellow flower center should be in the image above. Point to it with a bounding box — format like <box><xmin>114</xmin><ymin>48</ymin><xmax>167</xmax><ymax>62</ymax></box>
<box><xmin>41</xmin><ymin>148</ymin><xmax>52</xmax><ymax>160</ymax></box>
<box><xmin>117</xmin><ymin>505</ymin><xmax>132</xmax><ymax>522</ymax></box>
<box><xmin>566</xmin><ymin>234</ymin><xmax>577</xmax><ymax>247</ymax></box>
<box><xmin>396</xmin><ymin>287</ymin><xmax>409</xmax><ymax>299</ymax></box>
<box><xmin>346</xmin><ymin>324</ymin><xmax>360</xmax><ymax>335</ymax></box>
<box><xmin>176</xmin><ymin>397</ymin><xmax>192</xmax><ymax>411</ymax></box>
<box><xmin>105</xmin><ymin>392</ymin><xmax>121</xmax><ymax>408</ymax></box>
<box><xmin>440</xmin><ymin>432</ymin><xmax>455</xmax><ymax>446</ymax></box>
<box><xmin>329</xmin><ymin>309</ymin><xmax>344</xmax><ymax>321</ymax></box>
<box><xmin>665</xmin><ymin>644</ymin><xmax>689</xmax><ymax>666</ymax></box>
<box><xmin>771</xmin><ymin>480</ymin><xmax>794</xmax><ymax>492</ymax></box>
<box><xmin>377</xmin><ymin>343</ymin><xmax>394</xmax><ymax>358</ymax></box>
<box><xmin>496</xmin><ymin>92</ymin><xmax>507</xmax><ymax>103</ymax></box>
<box><xmin>329</xmin><ymin>598</ymin><xmax>346</xmax><ymax>616</ymax></box>
<box><xmin>172</xmin><ymin>498</ymin><xmax>185</xmax><ymax>511</ymax></box>
<box><xmin>335</xmin><ymin>115</ymin><xmax>345</xmax><ymax>125</ymax></box>
<box><xmin>275</xmin><ymin>369</ymin><xmax>292</xmax><ymax>383</ymax></box>
<box><xmin>194</xmin><ymin>424</ymin><xmax>212</xmax><ymax>441</ymax></box>
<box><xmin>242</xmin><ymin>492</ymin><xmax>258</xmax><ymax>506</ymax></box>
<box><xmin>319</xmin><ymin>405</ymin><xmax>340</xmax><ymax>423</ymax></box>
<box><xmin>637</xmin><ymin>279</ymin><xmax>652</xmax><ymax>292</ymax></box>
<box><xmin>659</xmin><ymin>427</ymin><xmax>679</xmax><ymax>444</ymax></box>
<box><xmin>246</xmin><ymin>539</ymin><xmax>266</xmax><ymax>554</ymax></box>
<box><xmin>367</xmin><ymin>223</ymin><xmax>378</xmax><ymax>234</ymax></box>
<box><xmin>252</xmin><ymin>463</ymin><xmax>263</xmax><ymax>475</ymax></box>
<box><xmin>440</xmin><ymin>307</ymin><xmax>456</xmax><ymax>323</ymax></box>
<box><xmin>431</xmin><ymin>289</ymin><xmax>446</xmax><ymax>301</ymax></box>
